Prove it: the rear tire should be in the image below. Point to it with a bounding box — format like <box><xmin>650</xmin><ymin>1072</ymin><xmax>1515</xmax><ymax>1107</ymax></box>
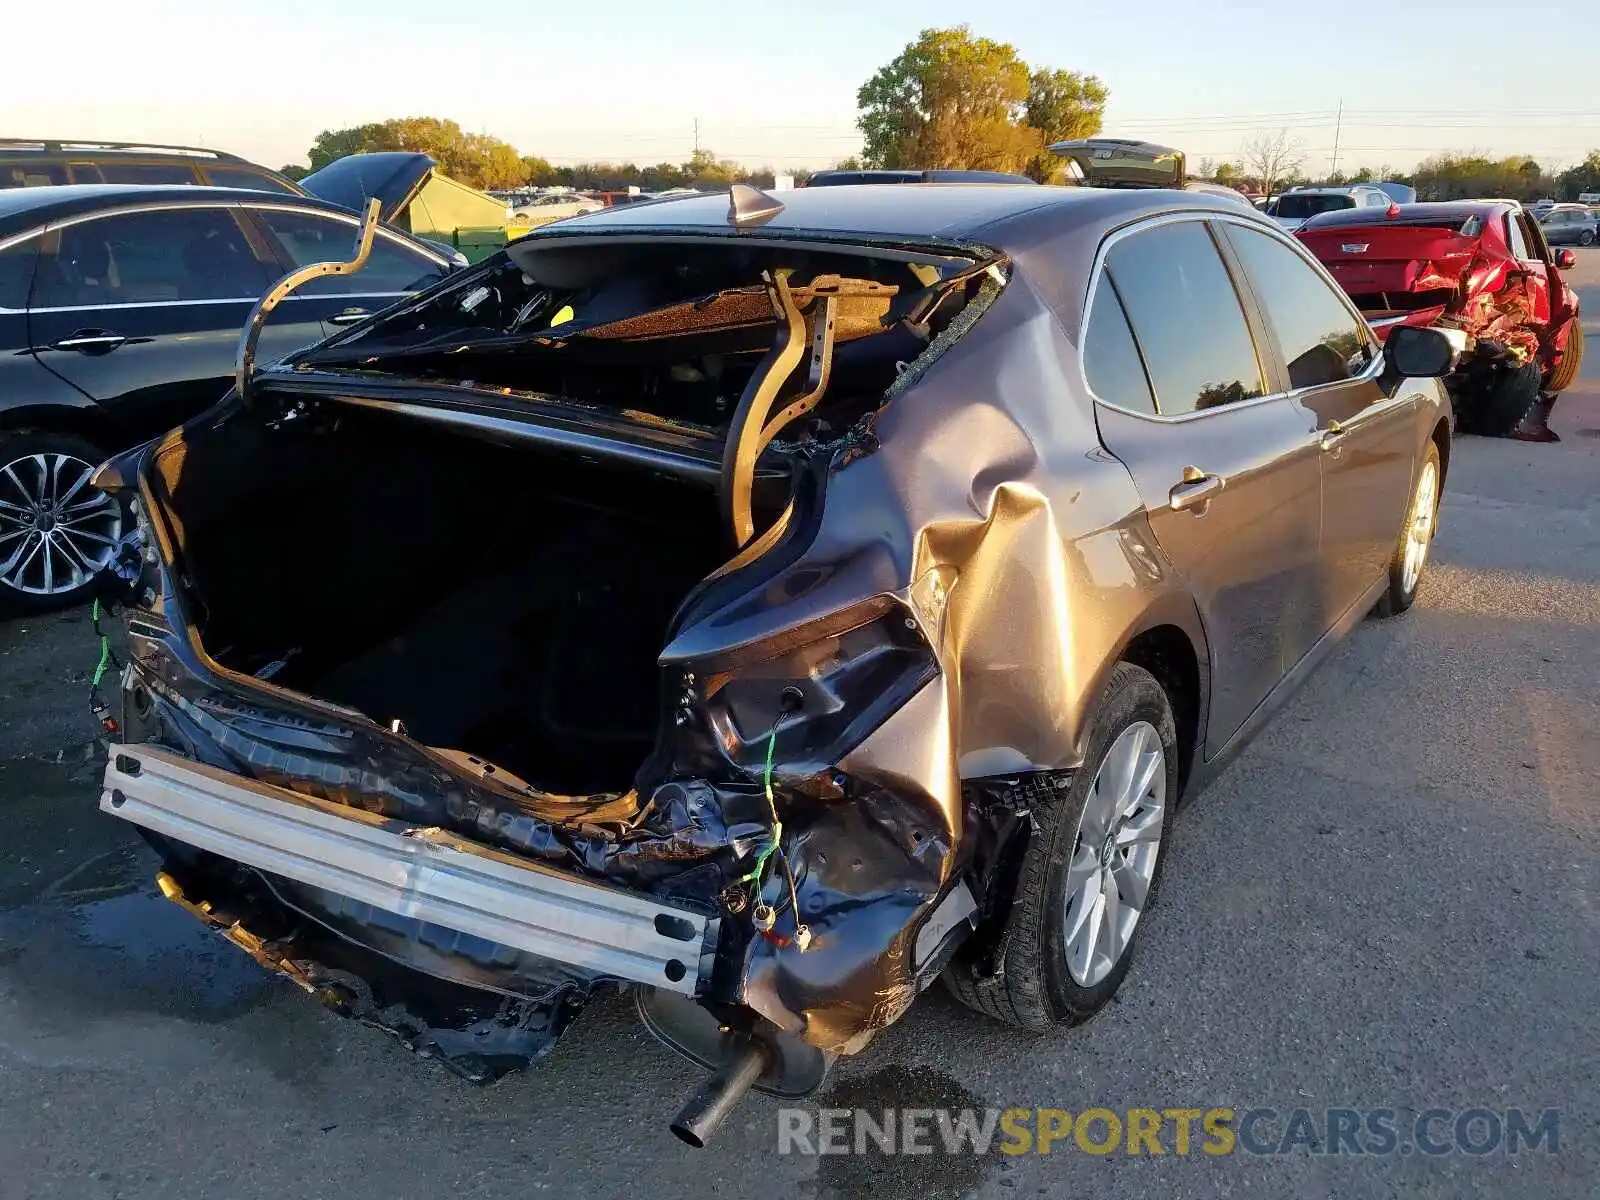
<box><xmin>0</xmin><ymin>428</ymin><xmax>120</xmax><ymax>614</ymax></box>
<box><xmin>1374</xmin><ymin>442</ymin><xmax>1441</xmax><ymax>618</ymax></box>
<box><xmin>1545</xmin><ymin>317</ymin><xmax>1585</xmax><ymax>395</ymax></box>
<box><xmin>944</xmin><ymin>663</ymin><xmax>1178</xmax><ymax>1031</ymax></box>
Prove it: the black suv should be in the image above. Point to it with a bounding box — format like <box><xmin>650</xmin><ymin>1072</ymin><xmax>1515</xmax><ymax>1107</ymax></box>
<box><xmin>0</xmin><ymin>139</ymin><xmax>301</xmax><ymax>194</ymax></box>
<box><xmin>0</xmin><ymin>185</ymin><xmax>454</xmax><ymax>609</ymax></box>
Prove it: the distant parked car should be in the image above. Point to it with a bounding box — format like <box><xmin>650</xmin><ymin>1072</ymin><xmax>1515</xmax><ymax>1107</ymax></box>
<box><xmin>0</xmin><ymin>138</ymin><xmax>300</xmax><ymax>194</ymax></box>
<box><xmin>1266</xmin><ymin>185</ymin><xmax>1395</xmax><ymax>230</ymax></box>
<box><xmin>511</xmin><ymin>193</ymin><xmax>605</xmax><ymax>225</ymax></box>
<box><xmin>0</xmin><ymin>140</ymin><xmax>470</xmax><ymax>268</ymax></box>
<box><xmin>1046</xmin><ymin>138</ymin><xmax>1254</xmax><ymax>206</ymax></box>
<box><xmin>1538</xmin><ymin>204</ymin><xmax>1597</xmax><ymax>246</ymax></box>
<box><xmin>0</xmin><ymin>185</ymin><xmax>455</xmax><ymax>608</ymax></box>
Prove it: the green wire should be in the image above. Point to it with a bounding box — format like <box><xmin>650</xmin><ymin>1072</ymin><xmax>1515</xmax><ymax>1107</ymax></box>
<box><xmin>739</xmin><ymin>730</ymin><xmax>782</xmax><ymax>885</ymax></box>
<box><xmin>90</xmin><ymin>599</ymin><xmax>113</xmax><ymax>689</ymax></box>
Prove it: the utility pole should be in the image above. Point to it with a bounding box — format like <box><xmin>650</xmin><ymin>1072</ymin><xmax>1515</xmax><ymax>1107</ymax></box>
<box><xmin>1329</xmin><ymin>100</ymin><xmax>1344</xmax><ymax>179</ymax></box>
<box><xmin>693</xmin><ymin>118</ymin><xmax>700</xmax><ymax>157</ymax></box>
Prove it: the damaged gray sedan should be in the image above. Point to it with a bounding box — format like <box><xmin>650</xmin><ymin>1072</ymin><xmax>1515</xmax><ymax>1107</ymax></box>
<box><xmin>92</xmin><ymin>182</ymin><xmax>1455</xmax><ymax>1144</ymax></box>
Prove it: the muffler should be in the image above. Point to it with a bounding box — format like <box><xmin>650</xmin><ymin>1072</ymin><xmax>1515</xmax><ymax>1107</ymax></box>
<box><xmin>669</xmin><ymin>1039</ymin><xmax>773</xmax><ymax>1148</ymax></box>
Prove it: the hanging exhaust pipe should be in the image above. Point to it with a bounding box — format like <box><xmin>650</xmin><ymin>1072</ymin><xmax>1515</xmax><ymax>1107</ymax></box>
<box><xmin>669</xmin><ymin>1038</ymin><xmax>774</xmax><ymax>1148</ymax></box>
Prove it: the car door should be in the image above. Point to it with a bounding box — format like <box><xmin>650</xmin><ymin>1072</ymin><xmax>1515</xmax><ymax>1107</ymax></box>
<box><xmin>245</xmin><ymin>205</ymin><xmax>449</xmax><ymax>335</ymax></box>
<box><xmin>25</xmin><ymin>204</ymin><xmax>322</xmax><ymax>440</ymax></box>
<box><xmin>1216</xmin><ymin>220</ymin><xmax>1417</xmax><ymax>627</ymax></box>
<box><xmin>1503</xmin><ymin>210</ymin><xmax>1553</xmax><ymax>326</ymax></box>
<box><xmin>1086</xmin><ymin>217</ymin><xmax>1325</xmax><ymax>754</ymax></box>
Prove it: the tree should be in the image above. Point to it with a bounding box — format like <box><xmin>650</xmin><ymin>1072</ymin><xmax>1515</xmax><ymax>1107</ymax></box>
<box><xmin>1212</xmin><ymin>161</ymin><xmax>1243</xmax><ymax>187</ymax></box>
<box><xmin>1410</xmin><ymin>152</ymin><xmax>1548</xmax><ymax>201</ymax></box>
<box><xmin>684</xmin><ymin>148</ymin><xmax>741</xmax><ymax>186</ymax></box>
<box><xmin>277</xmin><ymin>163</ymin><xmax>310</xmax><ymax>182</ymax></box>
<box><xmin>1558</xmin><ymin>149</ymin><xmax>1600</xmax><ymax>200</ymax></box>
<box><xmin>308</xmin><ymin>123</ymin><xmax>392</xmax><ymax>171</ymax></box>
<box><xmin>856</xmin><ymin>26</ymin><xmax>1039</xmax><ymax>172</ymax></box>
<box><xmin>1196</xmin><ymin>157</ymin><xmax>1216</xmax><ymax>180</ymax></box>
<box><xmin>522</xmin><ymin>155</ymin><xmax>556</xmax><ymax>186</ymax></box>
<box><xmin>1022</xmin><ymin>67</ymin><xmax>1107</xmax><ymax>180</ymax></box>
<box><xmin>1242</xmin><ymin>128</ymin><xmax>1305</xmax><ymax>199</ymax></box>
<box><xmin>305</xmin><ymin>117</ymin><xmax>527</xmax><ymax>189</ymax></box>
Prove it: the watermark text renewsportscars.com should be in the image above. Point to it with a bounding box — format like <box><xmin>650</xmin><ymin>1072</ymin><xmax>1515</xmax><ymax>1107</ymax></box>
<box><xmin>777</xmin><ymin>1106</ymin><xmax>1561</xmax><ymax>1158</ymax></box>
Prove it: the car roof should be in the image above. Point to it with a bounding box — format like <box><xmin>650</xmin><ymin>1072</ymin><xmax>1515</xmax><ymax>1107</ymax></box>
<box><xmin>0</xmin><ymin>183</ymin><xmax>369</xmax><ymax>238</ymax></box>
<box><xmin>536</xmin><ymin>182</ymin><xmax>1246</xmax><ymax>247</ymax></box>
<box><xmin>1298</xmin><ymin>200</ymin><xmax>1512</xmax><ymax>231</ymax></box>
<box><xmin>807</xmin><ymin>168</ymin><xmax>1038</xmax><ymax>186</ymax></box>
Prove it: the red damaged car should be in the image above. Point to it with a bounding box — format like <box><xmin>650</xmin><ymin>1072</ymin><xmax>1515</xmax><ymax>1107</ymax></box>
<box><xmin>1297</xmin><ymin>201</ymin><xmax>1583</xmax><ymax>437</ymax></box>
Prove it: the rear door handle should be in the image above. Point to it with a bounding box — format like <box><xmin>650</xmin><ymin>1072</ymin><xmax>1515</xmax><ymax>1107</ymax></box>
<box><xmin>1168</xmin><ymin>467</ymin><xmax>1224</xmax><ymax>511</ymax></box>
<box><xmin>49</xmin><ymin>330</ymin><xmax>126</xmax><ymax>353</ymax></box>
<box><xmin>327</xmin><ymin>308</ymin><xmax>370</xmax><ymax>326</ymax></box>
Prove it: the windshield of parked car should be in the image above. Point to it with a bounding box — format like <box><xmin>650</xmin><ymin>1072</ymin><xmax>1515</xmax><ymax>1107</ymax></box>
<box><xmin>1274</xmin><ymin>194</ymin><xmax>1357</xmax><ymax>219</ymax></box>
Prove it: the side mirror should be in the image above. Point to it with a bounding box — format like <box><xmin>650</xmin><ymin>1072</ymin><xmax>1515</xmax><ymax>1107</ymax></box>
<box><xmin>1380</xmin><ymin>325</ymin><xmax>1454</xmax><ymax>394</ymax></box>
<box><xmin>1555</xmin><ymin>248</ymin><xmax>1577</xmax><ymax>270</ymax></box>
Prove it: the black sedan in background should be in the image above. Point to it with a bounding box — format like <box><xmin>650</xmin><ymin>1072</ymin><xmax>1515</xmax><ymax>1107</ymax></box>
<box><xmin>0</xmin><ymin>185</ymin><xmax>454</xmax><ymax>609</ymax></box>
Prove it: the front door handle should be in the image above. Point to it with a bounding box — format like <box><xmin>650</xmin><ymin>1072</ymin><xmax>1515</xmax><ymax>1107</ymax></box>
<box><xmin>49</xmin><ymin>329</ymin><xmax>126</xmax><ymax>353</ymax></box>
<box><xmin>327</xmin><ymin>307</ymin><xmax>370</xmax><ymax>326</ymax></box>
<box><xmin>1320</xmin><ymin>420</ymin><xmax>1347</xmax><ymax>452</ymax></box>
<box><xmin>1169</xmin><ymin>466</ymin><xmax>1225</xmax><ymax>511</ymax></box>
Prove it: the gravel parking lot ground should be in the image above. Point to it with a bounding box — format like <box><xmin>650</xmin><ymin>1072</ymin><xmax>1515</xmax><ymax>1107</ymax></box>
<box><xmin>2</xmin><ymin>256</ymin><xmax>1597</xmax><ymax>1199</ymax></box>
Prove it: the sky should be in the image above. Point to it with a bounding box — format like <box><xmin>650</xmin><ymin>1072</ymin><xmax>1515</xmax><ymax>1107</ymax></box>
<box><xmin>7</xmin><ymin>1</ymin><xmax>1596</xmax><ymax>176</ymax></box>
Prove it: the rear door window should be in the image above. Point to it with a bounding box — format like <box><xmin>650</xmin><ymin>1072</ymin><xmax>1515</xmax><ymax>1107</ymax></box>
<box><xmin>1518</xmin><ymin>212</ymin><xmax>1552</xmax><ymax>259</ymax></box>
<box><xmin>1221</xmin><ymin>224</ymin><xmax>1372</xmax><ymax>389</ymax></box>
<box><xmin>205</xmin><ymin>168</ymin><xmax>299</xmax><ymax>195</ymax></box>
<box><xmin>1082</xmin><ymin>281</ymin><xmax>1156</xmax><ymax>414</ymax></box>
<box><xmin>1273</xmin><ymin>194</ymin><xmax>1355</xmax><ymax>220</ymax></box>
<box><xmin>1105</xmin><ymin>220</ymin><xmax>1266</xmax><ymax>416</ymax></box>
<box><xmin>0</xmin><ymin>236</ymin><xmax>39</xmax><ymax>308</ymax></box>
<box><xmin>0</xmin><ymin>162</ymin><xmax>67</xmax><ymax>188</ymax></box>
<box><xmin>1505</xmin><ymin>214</ymin><xmax>1531</xmax><ymax>259</ymax></box>
<box><xmin>253</xmin><ymin>208</ymin><xmax>445</xmax><ymax>295</ymax></box>
<box><xmin>97</xmin><ymin>163</ymin><xmax>200</xmax><ymax>185</ymax></box>
<box><xmin>34</xmin><ymin>207</ymin><xmax>274</xmax><ymax>307</ymax></box>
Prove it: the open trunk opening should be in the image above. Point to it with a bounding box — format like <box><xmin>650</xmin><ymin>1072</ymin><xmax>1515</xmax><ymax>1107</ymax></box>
<box><xmin>155</xmin><ymin>400</ymin><xmax>742</xmax><ymax>797</ymax></box>
<box><xmin>299</xmin><ymin>239</ymin><xmax>989</xmax><ymax>437</ymax></box>
<box><xmin>143</xmin><ymin>235</ymin><xmax>1001</xmax><ymax>798</ymax></box>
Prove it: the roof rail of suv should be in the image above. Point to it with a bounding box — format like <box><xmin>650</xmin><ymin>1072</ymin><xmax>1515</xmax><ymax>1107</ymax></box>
<box><xmin>0</xmin><ymin>138</ymin><xmax>244</xmax><ymax>161</ymax></box>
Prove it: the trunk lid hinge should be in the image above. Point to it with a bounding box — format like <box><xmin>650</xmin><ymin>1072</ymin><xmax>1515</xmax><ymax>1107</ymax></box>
<box><xmin>235</xmin><ymin>197</ymin><xmax>382</xmax><ymax>408</ymax></box>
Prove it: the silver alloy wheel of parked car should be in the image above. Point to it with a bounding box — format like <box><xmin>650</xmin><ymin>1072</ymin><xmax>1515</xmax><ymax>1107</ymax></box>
<box><xmin>0</xmin><ymin>453</ymin><xmax>122</xmax><ymax>596</ymax></box>
<box><xmin>1401</xmin><ymin>458</ymin><xmax>1439</xmax><ymax>596</ymax></box>
<box><xmin>1063</xmin><ymin>719</ymin><xmax>1167</xmax><ymax>987</ymax></box>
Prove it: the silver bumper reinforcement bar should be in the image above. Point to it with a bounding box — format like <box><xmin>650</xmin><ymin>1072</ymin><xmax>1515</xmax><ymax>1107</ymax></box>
<box><xmin>100</xmin><ymin>743</ymin><xmax>711</xmax><ymax>995</ymax></box>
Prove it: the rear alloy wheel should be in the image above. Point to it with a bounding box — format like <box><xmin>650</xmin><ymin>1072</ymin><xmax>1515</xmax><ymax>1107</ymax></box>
<box><xmin>0</xmin><ymin>430</ymin><xmax>122</xmax><ymax>612</ymax></box>
<box><xmin>1545</xmin><ymin>317</ymin><xmax>1585</xmax><ymax>395</ymax></box>
<box><xmin>1580</xmin><ymin>230</ymin><xmax>1595</xmax><ymax>247</ymax></box>
<box><xmin>943</xmin><ymin>662</ymin><xmax>1178</xmax><ymax>1030</ymax></box>
<box><xmin>1374</xmin><ymin>443</ymin><xmax>1440</xmax><ymax>618</ymax></box>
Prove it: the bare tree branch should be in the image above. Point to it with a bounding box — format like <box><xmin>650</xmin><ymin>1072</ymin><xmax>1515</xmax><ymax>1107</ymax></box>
<box><xmin>1241</xmin><ymin>128</ymin><xmax>1305</xmax><ymax>199</ymax></box>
